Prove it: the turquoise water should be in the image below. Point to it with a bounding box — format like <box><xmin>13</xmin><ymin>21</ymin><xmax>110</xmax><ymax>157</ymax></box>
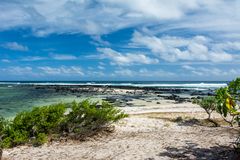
<box><xmin>0</xmin><ymin>81</ymin><xmax>227</xmax><ymax>118</ymax></box>
<box><xmin>0</xmin><ymin>85</ymin><xmax>86</xmax><ymax>118</ymax></box>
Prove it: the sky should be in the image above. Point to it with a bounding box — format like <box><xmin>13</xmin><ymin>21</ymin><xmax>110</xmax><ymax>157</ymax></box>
<box><xmin>0</xmin><ymin>0</ymin><xmax>239</xmax><ymax>81</ymax></box>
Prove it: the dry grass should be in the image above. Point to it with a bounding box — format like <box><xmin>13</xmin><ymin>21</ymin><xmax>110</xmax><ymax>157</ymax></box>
<box><xmin>130</xmin><ymin>112</ymin><xmax>236</xmax><ymax>127</ymax></box>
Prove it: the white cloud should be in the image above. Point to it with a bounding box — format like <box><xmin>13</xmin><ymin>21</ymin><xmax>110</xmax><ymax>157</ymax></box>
<box><xmin>99</xmin><ymin>62</ymin><xmax>105</xmax><ymax>66</ymax></box>
<box><xmin>131</xmin><ymin>31</ymin><xmax>235</xmax><ymax>62</ymax></box>
<box><xmin>50</xmin><ymin>53</ymin><xmax>78</xmax><ymax>60</ymax></box>
<box><xmin>0</xmin><ymin>0</ymin><xmax>239</xmax><ymax>37</ymax></box>
<box><xmin>182</xmin><ymin>65</ymin><xmax>240</xmax><ymax>77</ymax></box>
<box><xmin>1</xmin><ymin>59</ymin><xmax>11</xmax><ymax>63</ymax></box>
<box><xmin>1</xmin><ymin>66</ymin><xmax>33</xmax><ymax>75</ymax></box>
<box><xmin>114</xmin><ymin>69</ymin><xmax>134</xmax><ymax>77</ymax></box>
<box><xmin>1</xmin><ymin>42</ymin><xmax>29</xmax><ymax>51</ymax></box>
<box><xmin>113</xmin><ymin>68</ymin><xmax>175</xmax><ymax>77</ymax></box>
<box><xmin>214</xmin><ymin>42</ymin><xmax>240</xmax><ymax>51</ymax></box>
<box><xmin>86</xmin><ymin>70</ymin><xmax>105</xmax><ymax>77</ymax></box>
<box><xmin>97</xmin><ymin>48</ymin><xmax>159</xmax><ymax>65</ymax></box>
<box><xmin>38</xmin><ymin>66</ymin><xmax>84</xmax><ymax>76</ymax></box>
<box><xmin>19</xmin><ymin>54</ymin><xmax>78</xmax><ymax>61</ymax></box>
<box><xmin>98</xmin><ymin>65</ymin><xmax>105</xmax><ymax>70</ymax></box>
<box><xmin>21</xmin><ymin>56</ymin><xmax>46</xmax><ymax>61</ymax></box>
<box><xmin>138</xmin><ymin>68</ymin><xmax>176</xmax><ymax>77</ymax></box>
<box><xmin>91</xmin><ymin>35</ymin><xmax>110</xmax><ymax>46</ymax></box>
<box><xmin>182</xmin><ymin>65</ymin><xmax>195</xmax><ymax>70</ymax></box>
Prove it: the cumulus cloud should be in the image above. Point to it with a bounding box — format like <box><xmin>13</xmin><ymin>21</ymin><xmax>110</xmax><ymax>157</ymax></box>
<box><xmin>0</xmin><ymin>0</ymin><xmax>239</xmax><ymax>37</ymax></box>
<box><xmin>1</xmin><ymin>42</ymin><xmax>29</xmax><ymax>51</ymax></box>
<box><xmin>96</xmin><ymin>48</ymin><xmax>159</xmax><ymax>65</ymax></box>
<box><xmin>131</xmin><ymin>31</ymin><xmax>235</xmax><ymax>62</ymax></box>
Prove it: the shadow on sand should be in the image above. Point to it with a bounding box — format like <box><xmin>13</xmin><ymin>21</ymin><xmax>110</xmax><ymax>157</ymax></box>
<box><xmin>157</xmin><ymin>141</ymin><xmax>240</xmax><ymax>160</ymax></box>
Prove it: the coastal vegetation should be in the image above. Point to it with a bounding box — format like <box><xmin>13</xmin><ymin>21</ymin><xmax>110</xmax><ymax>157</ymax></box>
<box><xmin>196</xmin><ymin>77</ymin><xmax>240</xmax><ymax>127</ymax></box>
<box><xmin>195</xmin><ymin>96</ymin><xmax>219</xmax><ymax>126</ymax></box>
<box><xmin>0</xmin><ymin>100</ymin><xmax>127</xmax><ymax>149</ymax></box>
<box><xmin>195</xmin><ymin>77</ymin><xmax>240</xmax><ymax>150</ymax></box>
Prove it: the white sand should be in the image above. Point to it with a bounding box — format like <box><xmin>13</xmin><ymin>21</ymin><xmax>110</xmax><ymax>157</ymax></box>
<box><xmin>121</xmin><ymin>101</ymin><xmax>204</xmax><ymax>114</ymax></box>
<box><xmin>3</xmin><ymin>116</ymin><xmax>238</xmax><ymax>160</ymax></box>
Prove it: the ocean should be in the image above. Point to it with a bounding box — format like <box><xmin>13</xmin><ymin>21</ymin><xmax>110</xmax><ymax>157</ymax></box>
<box><xmin>0</xmin><ymin>81</ymin><xmax>227</xmax><ymax>118</ymax></box>
<box><xmin>0</xmin><ymin>81</ymin><xmax>228</xmax><ymax>88</ymax></box>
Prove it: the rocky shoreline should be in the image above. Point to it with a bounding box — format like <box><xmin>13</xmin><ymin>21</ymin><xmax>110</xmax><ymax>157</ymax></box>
<box><xmin>32</xmin><ymin>85</ymin><xmax>215</xmax><ymax>105</ymax></box>
<box><xmin>0</xmin><ymin>84</ymin><xmax>217</xmax><ymax>118</ymax></box>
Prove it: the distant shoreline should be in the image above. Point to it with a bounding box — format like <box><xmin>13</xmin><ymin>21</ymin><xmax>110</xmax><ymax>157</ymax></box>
<box><xmin>0</xmin><ymin>81</ymin><xmax>227</xmax><ymax>90</ymax></box>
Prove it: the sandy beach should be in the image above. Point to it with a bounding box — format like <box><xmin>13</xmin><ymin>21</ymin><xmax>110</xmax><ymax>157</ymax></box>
<box><xmin>2</xmin><ymin>87</ymin><xmax>239</xmax><ymax>160</ymax></box>
<box><xmin>1</xmin><ymin>0</ymin><xmax>239</xmax><ymax>158</ymax></box>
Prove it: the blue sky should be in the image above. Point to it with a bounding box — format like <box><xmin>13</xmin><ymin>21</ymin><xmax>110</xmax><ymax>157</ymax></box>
<box><xmin>0</xmin><ymin>0</ymin><xmax>239</xmax><ymax>81</ymax></box>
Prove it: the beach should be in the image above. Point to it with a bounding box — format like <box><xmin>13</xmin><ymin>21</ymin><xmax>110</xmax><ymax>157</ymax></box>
<box><xmin>2</xmin><ymin>84</ymin><xmax>239</xmax><ymax>160</ymax></box>
<box><xmin>1</xmin><ymin>0</ymin><xmax>239</xmax><ymax>159</ymax></box>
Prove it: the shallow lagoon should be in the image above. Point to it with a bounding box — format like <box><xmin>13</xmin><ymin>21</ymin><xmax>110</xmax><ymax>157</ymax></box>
<box><xmin>0</xmin><ymin>85</ymin><xmax>88</xmax><ymax>117</ymax></box>
<box><xmin>0</xmin><ymin>81</ymin><xmax>227</xmax><ymax>118</ymax></box>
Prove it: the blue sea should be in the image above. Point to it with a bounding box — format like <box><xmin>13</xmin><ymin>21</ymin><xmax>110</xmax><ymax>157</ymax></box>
<box><xmin>0</xmin><ymin>81</ymin><xmax>228</xmax><ymax>88</ymax></box>
<box><xmin>0</xmin><ymin>81</ymin><xmax>228</xmax><ymax>118</ymax></box>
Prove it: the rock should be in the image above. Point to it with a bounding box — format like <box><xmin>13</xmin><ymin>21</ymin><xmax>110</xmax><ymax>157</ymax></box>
<box><xmin>104</xmin><ymin>97</ymin><xmax>117</xmax><ymax>103</ymax></box>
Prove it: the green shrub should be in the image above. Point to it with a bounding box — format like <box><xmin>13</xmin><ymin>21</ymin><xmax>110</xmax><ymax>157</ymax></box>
<box><xmin>228</xmin><ymin>77</ymin><xmax>240</xmax><ymax>101</ymax></box>
<box><xmin>64</xmin><ymin>100</ymin><xmax>128</xmax><ymax>139</ymax></box>
<box><xmin>198</xmin><ymin>96</ymin><xmax>217</xmax><ymax>119</ymax></box>
<box><xmin>215</xmin><ymin>86</ymin><xmax>239</xmax><ymax>127</ymax></box>
<box><xmin>13</xmin><ymin>103</ymin><xmax>66</xmax><ymax>136</ymax></box>
<box><xmin>213</xmin><ymin>77</ymin><xmax>240</xmax><ymax>151</ymax></box>
<box><xmin>12</xmin><ymin>130</ymin><xmax>29</xmax><ymax>145</ymax></box>
<box><xmin>192</xmin><ymin>98</ymin><xmax>200</xmax><ymax>104</ymax></box>
<box><xmin>0</xmin><ymin>100</ymin><xmax>127</xmax><ymax>148</ymax></box>
<box><xmin>1</xmin><ymin>137</ymin><xmax>12</xmax><ymax>148</ymax></box>
<box><xmin>0</xmin><ymin>103</ymin><xmax>66</xmax><ymax>148</ymax></box>
<box><xmin>0</xmin><ymin>116</ymin><xmax>10</xmax><ymax>148</ymax></box>
<box><xmin>32</xmin><ymin>133</ymin><xmax>48</xmax><ymax>147</ymax></box>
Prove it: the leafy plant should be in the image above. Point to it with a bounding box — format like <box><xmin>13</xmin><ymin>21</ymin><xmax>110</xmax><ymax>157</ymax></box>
<box><xmin>228</xmin><ymin>77</ymin><xmax>240</xmax><ymax>101</ymax></box>
<box><xmin>210</xmin><ymin>77</ymin><xmax>240</xmax><ymax>152</ymax></box>
<box><xmin>32</xmin><ymin>133</ymin><xmax>48</xmax><ymax>146</ymax></box>
<box><xmin>0</xmin><ymin>103</ymin><xmax>66</xmax><ymax>148</ymax></box>
<box><xmin>215</xmin><ymin>82</ymin><xmax>240</xmax><ymax>127</ymax></box>
<box><xmin>0</xmin><ymin>116</ymin><xmax>5</xmax><ymax>159</ymax></box>
<box><xmin>64</xmin><ymin>100</ymin><xmax>128</xmax><ymax>139</ymax></box>
<box><xmin>0</xmin><ymin>100</ymin><xmax>127</xmax><ymax>149</ymax></box>
<box><xmin>199</xmin><ymin>97</ymin><xmax>217</xmax><ymax>119</ymax></box>
<box><xmin>13</xmin><ymin>103</ymin><xmax>66</xmax><ymax>136</ymax></box>
<box><xmin>196</xmin><ymin>96</ymin><xmax>219</xmax><ymax>126</ymax></box>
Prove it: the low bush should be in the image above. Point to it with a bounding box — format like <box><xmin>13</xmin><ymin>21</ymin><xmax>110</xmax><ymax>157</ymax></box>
<box><xmin>0</xmin><ymin>103</ymin><xmax>66</xmax><ymax>148</ymax></box>
<box><xmin>0</xmin><ymin>100</ymin><xmax>127</xmax><ymax>148</ymax></box>
<box><xmin>63</xmin><ymin>100</ymin><xmax>128</xmax><ymax>139</ymax></box>
<box><xmin>197</xmin><ymin>96</ymin><xmax>220</xmax><ymax>126</ymax></box>
<box><xmin>192</xmin><ymin>77</ymin><xmax>240</xmax><ymax>151</ymax></box>
<box><xmin>198</xmin><ymin>96</ymin><xmax>217</xmax><ymax>119</ymax></box>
